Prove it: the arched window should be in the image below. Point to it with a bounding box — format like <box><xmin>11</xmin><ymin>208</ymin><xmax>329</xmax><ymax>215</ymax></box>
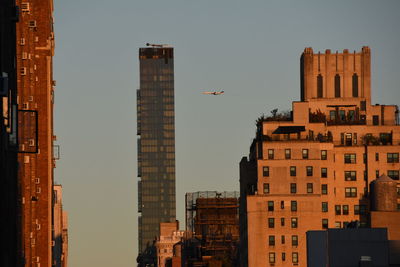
<box><xmin>317</xmin><ymin>74</ymin><xmax>323</xmax><ymax>98</ymax></box>
<box><xmin>335</xmin><ymin>74</ymin><xmax>341</xmax><ymax>97</ymax></box>
<box><xmin>352</xmin><ymin>73</ymin><xmax>358</xmax><ymax>97</ymax></box>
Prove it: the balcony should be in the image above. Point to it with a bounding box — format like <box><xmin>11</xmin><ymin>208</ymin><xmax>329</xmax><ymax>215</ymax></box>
<box><xmin>309</xmin><ymin>109</ymin><xmax>366</xmax><ymax>125</ymax></box>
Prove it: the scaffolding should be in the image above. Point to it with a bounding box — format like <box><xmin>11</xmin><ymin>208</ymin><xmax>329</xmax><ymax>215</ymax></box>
<box><xmin>185</xmin><ymin>191</ymin><xmax>240</xmax><ymax>261</ymax></box>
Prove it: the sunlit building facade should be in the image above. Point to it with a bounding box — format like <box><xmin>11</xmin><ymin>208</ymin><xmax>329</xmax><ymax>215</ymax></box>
<box><xmin>240</xmin><ymin>47</ymin><xmax>400</xmax><ymax>267</ymax></box>
<box><xmin>137</xmin><ymin>46</ymin><xmax>176</xmax><ymax>252</ymax></box>
<box><xmin>16</xmin><ymin>0</ymin><xmax>57</xmax><ymax>266</ymax></box>
<box><xmin>53</xmin><ymin>185</ymin><xmax>68</xmax><ymax>267</ymax></box>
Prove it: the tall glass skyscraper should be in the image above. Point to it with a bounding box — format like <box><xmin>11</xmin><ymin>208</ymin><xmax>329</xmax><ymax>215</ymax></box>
<box><xmin>137</xmin><ymin>46</ymin><xmax>176</xmax><ymax>252</ymax></box>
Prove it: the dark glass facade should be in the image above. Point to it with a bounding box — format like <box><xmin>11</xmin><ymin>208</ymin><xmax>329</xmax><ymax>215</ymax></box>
<box><xmin>137</xmin><ymin>47</ymin><xmax>176</xmax><ymax>252</ymax></box>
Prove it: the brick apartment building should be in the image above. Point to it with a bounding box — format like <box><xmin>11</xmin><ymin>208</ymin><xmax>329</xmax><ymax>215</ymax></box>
<box><xmin>240</xmin><ymin>47</ymin><xmax>400</xmax><ymax>267</ymax></box>
<box><xmin>16</xmin><ymin>0</ymin><xmax>60</xmax><ymax>266</ymax></box>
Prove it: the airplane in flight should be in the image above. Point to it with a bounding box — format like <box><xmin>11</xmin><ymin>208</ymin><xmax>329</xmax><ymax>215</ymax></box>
<box><xmin>202</xmin><ymin>90</ymin><xmax>224</xmax><ymax>95</ymax></box>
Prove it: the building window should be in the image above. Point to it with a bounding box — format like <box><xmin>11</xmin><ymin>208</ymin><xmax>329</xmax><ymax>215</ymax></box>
<box><xmin>322</xmin><ymin>202</ymin><xmax>328</xmax><ymax>212</ymax></box>
<box><xmin>352</xmin><ymin>73</ymin><xmax>358</xmax><ymax>97</ymax></box>
<box><xmin>292</xmin><ymin>235</ymin><xmax>298</xmax><ymax>246</ymax></box>
<box><xmin>290</xmin><ymin>183</ymin><xmax>297</xmax><ymax>194</ymax></box>
<box><xmin>302</xmin><ymin>149</ymin><xmax>309</xmax><ymax>159</ymax></box>
<box><xmin>268</xmin><ymin>218</ymin><xmax>275</xmax><ymax>228</ymax></box>
<box><xmin>330</xmin><ymin>111</ymin><xmax>336</xmax><ymax>121</ymax></box>
<box><xmin>373</xmin><ymin>115</ymin><xmax>379</xmax><ymax>125</ymax></box>
<box><xmin>375</xmin><ymin>153</ymin><xmax>379</xmax><ymax>161</ymax></box>
<box><xmin>345</xmin><ymin>187</ymin><xmax>357</xmax><ymax>197</ymax></box>
<box><xmin>306</xmin><ymin>166</ymin><xmax>313</xmax><ymax>176</ymax></box>
<box><xmin>335</xmin><ymin>205</ymin><xmax>341</xmax><ymax>215</ymax></box>
<box><xmin>320</xmin><ymin>150</ymin><xmax>327</xmax><ymax>161</ymax></box>
<box><xmin>281</xmin><ymin>235</ymin><xmax>285</xmax><ymax>244</ymax></box>
<box><xmin>321</xmin><ymin>168</ymin><xmax>327</xmax><ymax>178</ymax></box>
<box><xmin>269</xmin><ymin>252</ymin><xmax>275</xmax><ymax>264</ymax></box>
<box><xmin>321</xmin><ymin>184</ymin><xmax>328</xmax><ymax>195</ymax></box>
<box><xmin>285</xmin><ymin>149</ymin><xmax>291</xmax><ymax>159</ymax></box>
<box><xmin>280</xmin><ymin>201</ymin><xmax>284</xmax><ymax>209</ymax></box>
<box><xmin>360</xmin><ymin>100</ymin><xmax>366</xmax><ymax>111</ymax></box>
<box><xmin>307</xmin><ymin>183</ymin><xmax>313</xmax><ymax>193</ymax></box>
<box><xmin>268</xmin><ymin>149</ymin><xmax>274</xmax><ymax>160</ymax></box>
<box><xmin>263</xmin><ymin>183</ymin><xmax>270</xmax><ymax>194</ymax></box>
<box><xmin>335</xmin><ymin>221</ymin><xmax>341</xmax><ymax>228</ymax></box>
<box><xmin>263</xmin><ymin>166</ymin><xmax>270</xmax><ymax>177</ymax></box>
<box><xmin>317</xmin><ymin>74</ymin><xmax>323</xmax><ymax>98</ymax></box>
<box><xmin>291</xmin><ymin>201</ymin><xmax>297</xmax><ymax>211</ymax></box>
<box><xmin>269</xmin><ymin>235</ymin><xmax>275</xmax><ymax>246</ymax></box>
<box><xmin>292</xmin><ymin>252</ymin><xmax>299</xmax><ymax>264</ymax></box>
<box><xmin>291</xmin><ymin>218</ymin><xmax>298</xmax><ymax>228</ymax></box>
<box><xmin>354</xmin><ymin>205</ymin><xmax>360</xmax><ymax>215</ymax></box>
<box><xmin>281</xmin><ymin>218</ymin><xmax>285</xmax><ymax>226</ymax></box>
<box><xmin>282</xmin><ymin>252</ymin><xmax>286</xmax><ymax>261</ymax></box>
<box><xmin>363</xmin><ymin>153</ymin><xmax>367</xmax><ymax>164</ymax></box>
<box><xmin>388</xmin><ymin>170</ymin><xmax>399</xmax><ymax>180</ymax></box>
<box><xmin>344</xmin><ymin>154</ymin><xmax>356</xmax><ymax>164</ymax></box>
<box><xmin>322</xmin><ymin>219</ymin><xmax>328</xmax><ymax>229</ymax></box>
<box><xmin>387</xmin><ymin>153</ymin><xmax>399</xmax><ymax>163</ymax></box>
<box><xmin>290</xmin><ymin>166</ymin><xmax>297</xmax><ymax>176</ymax></box>
<box><xmin>268</xmin><ymin>201</ymin><xmax>274</xmax><ymax>211</ymax></box>
<box><xmin>343</xmin><ymin>205</ymin><xmax>349</xmax><ymax>215</ymax></box>
<box><xmin>344</xmin><ymin>171</ymin><xmax>357</xmax><ymax>181</ymax></box>
<box><xmin>335</xmin><ymin>74</ymin><xmax>341</xmax><ymax>97</ymax></box>
<box><xmin>376</xmin><ymin>170</ymin><xmax>380</xmax><ymax>179</ymax></box>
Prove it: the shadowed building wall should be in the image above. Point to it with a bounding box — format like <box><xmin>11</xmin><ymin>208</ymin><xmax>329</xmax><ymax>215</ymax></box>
<box><xmin>0</xmin><ymin>0</ymin><xmax>19</xmax><ymax>266</ymax></box>
<box><xmin>137</xmin><ymin>46</ymin><xmax>176</xmax><ymax>253</ymax></box>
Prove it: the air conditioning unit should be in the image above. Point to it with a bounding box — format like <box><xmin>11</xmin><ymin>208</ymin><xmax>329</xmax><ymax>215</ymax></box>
<box><xmin>28</xmin><ymin>20</ymin><xmax>37</xmax><ymax>28</ymax></box>
<box><xmin>36</xmin><ymin>187</ymin><xmax>41</xmax><ymax>194</ymax></box>
<box><xmin>20</xmin><ymin>67</ymin><xmax>27</xmax><ymax>76</ymax></box>
<box><xmin>21</xmin><ymin>2</ymin><xmax>30</xmax><ymax>12</ymax></box>
<box><xmin>35</xmin><ymin>178</ymin><xmax>40</xmax><ymax>184</ymax></box>
<box><xmin>36</xmin><ymin>224</ymin><xmax>41</xmax><ymax>230</ymax></box>
<box><xmin>29</xmin><ymin>139</ymin><xmax>35</xmax><ymax>146</ymax></box>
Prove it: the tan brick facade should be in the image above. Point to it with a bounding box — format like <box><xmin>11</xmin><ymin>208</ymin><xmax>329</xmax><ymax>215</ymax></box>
<box><xmin>240</xmin><ymin>47</ymin><xmax>400</xmax><ymax>267</ymax></box>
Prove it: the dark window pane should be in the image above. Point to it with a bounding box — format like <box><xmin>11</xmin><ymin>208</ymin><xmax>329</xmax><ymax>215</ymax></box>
<box><xmin>352</xmin><ymin>74</ymin><xmax>358</xmax><ymax>97</ymax></box>
<box><xmin>335</xmin><ymin>74</ymin><xmax>341</xmax><ymax>97</ymax></box>
<box><xmin>317</xmin><ymin>74</ymin><xmax>323</xmax><ymax>98</ymax></box>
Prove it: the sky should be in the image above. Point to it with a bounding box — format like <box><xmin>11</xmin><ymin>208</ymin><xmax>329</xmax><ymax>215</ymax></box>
<box><xmin>52</xmin><ymin>1</ymin><xmax>400</xmax><ymax>266</ymax></box>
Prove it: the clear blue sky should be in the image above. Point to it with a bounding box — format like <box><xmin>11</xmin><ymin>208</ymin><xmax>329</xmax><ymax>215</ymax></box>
<box><xmin>53</xmin><ymin>1</ymin><xmax>400</xmax><ymax>266</ymax></box>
